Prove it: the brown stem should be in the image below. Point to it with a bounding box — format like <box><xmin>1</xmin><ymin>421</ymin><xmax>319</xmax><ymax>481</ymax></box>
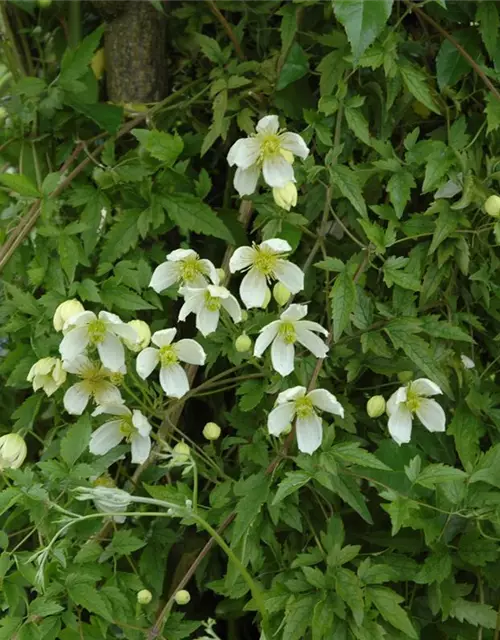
<box><xmin>206</xmin><ymin>0</ymin><xmax>245</xmax><ymax>61</ymax></box>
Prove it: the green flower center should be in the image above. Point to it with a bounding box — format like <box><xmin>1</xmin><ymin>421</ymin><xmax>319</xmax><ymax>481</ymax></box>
<box><xmin>260</xmin><ymin>134</ymin><xmax>281</xmax><ymax>157</ymax></box>
<box><xmin>159</xmin><ymin>345</ymin><xmax>178</xmax><ymax>367</ymax></box>
<box><xmin>253</xmin><ymin>247</ymin><xmax>278</xmax><ymax>276</ymax></box>
<box><xmin>80</xmin><ymin>362</ymin><xmax>109</xmax><ymax>394</ymax></box>
<box><xmin>279</xmin><ymin>321</ymin><xmax>296</xmax><ymax>345</ymax></box>
<box><xmin>109</xmin><ymin>372</ymin><xmax>124</xmax><ymax>386</ymax></box>
<box><xmin>405</xmin><ymin>388</ymin><xmax>421</xmax><ymax>413</ymax></box>
<box><xmin>204</xmin><ymin>291</ymin><xmax>221</xmax><ymax>312</ymax></box>
<box><xmin>179</xmin><ymin>256</ymin><xmax>204</xmax><ymax>284</ymax></box>
<box><xmin>295</xmin><ymin>396</ymin><xmax>314</xmax><ymax>419</ymax></box>
<box><xmin>119</xmin><ymin>418</ymin><xmax>135</xmax><ymax>441</ymax></box>
<box><xmin>87</xmin><ymin>319</ymin><xmax>107</xmax><ymax>345</ymax></box>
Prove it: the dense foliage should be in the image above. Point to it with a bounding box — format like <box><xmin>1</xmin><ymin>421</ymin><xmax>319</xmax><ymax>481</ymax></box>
<box><xmin>2</xmin><ymin>1</ymin><xmax>500</xmax><ymax>638</ymax></box>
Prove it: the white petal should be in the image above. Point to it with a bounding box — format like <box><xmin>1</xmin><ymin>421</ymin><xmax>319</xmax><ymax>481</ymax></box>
<box><xmin>136</xmin><ymin>347</ymin><xmax>160</xmax><ymax>379</ymax></box>
<box><xmin>167</xmin><ymin>248</ymin><xmax>198</xmax><ymax>262</ymax></box>
<box><xmin>110</xmin><ymin>322</ymin><xmax>138</xmax><ymax>343</ymax></box>
<box><xmin>221</xmin><ymin>294</ymin><xmax>242</xmax><ymax>323</ymax></box>
<box><xmin>460</xmin><ymin>355</ymin><xmax>475</xmax><ymax>369</ymax></box>
<box><xmin>262</xmin><ymin>154</ymin><xmax>294</xmax><ymax>188</ymax></box>
<box><xmin>273</xmin><ymin>260</ymin><xmax>304</xmax><ymax>294</ymax></box>
<box><xmin>388</xmin><ymin>406</ymin><xmax>413</xmax><ymax>445</ymax></box>
<box><xmin>279</xmin><ymin>132</ymin><xmax>310</xmax><ymax>159</ymax></box>
<box><xmin>131</xmin><ymin>434</ymin><xmax>151</xmax><ymax>464</ymax></box>
<box><xmin>63</xmin><ymin>383</ymin><xmax>91</xmax><ymax>415</ymax></box>
<box><xmin>175</xmin><ymin>339</ymin><xmax>206</xmax><ymax>365</ymax></box>
<box><xmin>199</xmin><ymin>259</ymin><xmax>219</xmax><ymax>284</ymax></box>
<box><xmin>92</xmin><ymin>403</ymin><xmax>130</xmax><ymax>417</ymax></box>
<box><xmin>152</xmin><ymin>328</ymin><xmax>177</xmax><ymax>348</ymax></box>
<box><xmin>271</xmin><ymin>337</ymin><xmax>295</xmax><ymax>377</ymax></box>
<box><xmin>296</xmin><ymin>413</ymin><xmax>323</xmax><ymax>455</ymax></box>
<box><xmin>411</xmin><ymin>378</ymin><xmax>443</xmax><ymax>397</ymax></box>
<box><xmin>295</xmin><ymin>327</ymin><xmax>329</xmax><ymax>358</ymax></box>
<box><xmin>62</xmin><ymin>354</ymin><xmax>92</xmax><ymax>374</ymax></box>
<box><xmin>268</xmin><ymin>402</ymin><xmax>296</xmax><ymax>436</ymax></box>
<box><xmin>178</xmin><ymin>290</ymin><xmax>204</xmax><ymax>322</ymax></box>
<box><xmin>159</xmin><ymin>363</ymin><xmax>190</xmax><ymax>398</ymax></box>
<box><xmin>132</xmin><ymin>410</ymin><xmax>152</xmax><ymax>437</ymax></box>
<box><xmin>256</xmin><ymin>115</ymin><xmax>280</xmax><ymax>135</ymax></box>
<box><xmin>386</xmin><ymin>386</ymin><xmax>408</xmax><ymax>415</ymax></box>
<box><xmin>260</xmin><ymin>238</ymin><xmax>292</xmax><ymax>254</ymax></box>
<box><xmin>59</xmin><ymin>327</ymin><xmax>90</xmax><ymax>361</ymax></box>
<box><xmin>281</xmin><ymin>304</ymin><xmax>308</xmax><ymax>321</ymax></box>
<box><xmin>240</xmin><ymin>269</ymin><xmax>268</xmax><ymax>309</ymax></box>
<box><xmin>229</xmin><ymin>246</ymin><xmax>256</xmax><ymax>273</ymax></box>
<box><xmin>197</xmin><ymin>307</ymin><xmax>219</xmax><ymax>336</ymax></box>
<box><xmin>99</xmin><ymin>310</ymin><xmax>124</xmax><ymax>325</ymax></box>
<box><xmin>93</xmin><ymin>382</ymin><xmax>124</xmax><ymax>406</ymax></box>
<box><xmin>97</xmin><ymin>333</ymin><xmax>125</xmax><ymax>372</ymax></box>
<box><xmin>149</xmin><ymin>262</ymin><xmax>179</xmax><ymax>292</ymax></box>
<box><xmin>416</xmin><ymin>399</ymin><xmax>446</xmax><ymax>433</ymax></box>
<box><xmin>308</xmin><ymin>389</ymin><xmax>344</xmax><ymax>417</ymax></box>
<box><xmin>254</xmin><ymin>322</ymin><xmax>280</xmax><ymax>357</ymax></box>
<box><xmin>207</xmin><ymin>285</ymin><xmax>230</xmax><ymax>299</ymax></box>
<box><xmin>276</xmin><ymin>386</ymin><xmax>306</xmax><ymax>404</ymax></box>
<box><xmin>66</xmin><ymin>310</ymin><xmax>95</xmax><ymax>328</ymax></box>
<box><xmin>234</xmin><ymin>165</ymin><xmax>260</xmax><ymax>197</ymax></box>
<box><xmin>89</xmin><ymin>421</ymin><xmax>123</xmax><ymax>456</ymax></box>
<box><xmin>296</xmin><ymin>320</ymin><xmax>329</xmax><ymax>336</ymax></box>
<box><xmin>227</xmin><ymin>137</ymin><xmax>261</xmax><ymax>168</ymax></box>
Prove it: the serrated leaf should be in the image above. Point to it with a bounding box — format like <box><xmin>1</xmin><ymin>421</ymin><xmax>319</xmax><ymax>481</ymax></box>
<box><xmin>333</xmin><ymin>0</ymin><xmax>393</xmax><ymax>60</ymax></box>
<box><xmin>383</xmin><ymin>256</ymin><xmax>420</xmax><ymax>291</ymax></box>
<box><xmin>272</xmin><ymin>471</ymin><xmax>311</xmax><ymax>505</ymax></box>
<box><xmin>58</xmin><ymin>234</ymin><xmax>79</xmax><ymax>283</ymax></box>
<box><xmin>283</xmin><ymin>594</ymin><xmax>316</xmax><ymax>640</ymax></box>
<box><xmin>329</xmin><ymin>164</ymin><xmax>367</xmax><ymax>218</ymax></box>
<box><xmin>101</xmin><ymin>209</ymin><xmax>140</xmax><ymax>263</ymax></box>
<box><xmin>132</xmin><ymin>129</ymin><xmax>184</xmax><ymax>165</ymax></box>
<box><xmin>486</xmin><ymin>93</ymin><xmax>500</xmax><ymax>134</ymax></box>
<box><xmin>332</xmin><ymin>442</ymin><xmax>390</xmax><ymax>470</ymax></box>
<box><xmin>449</xmin><ymin>599</ymin><xmax>497</xmax><ymax>628</ymax></box>
<box><xmin>232</xmin><ymin>473</ymin><xmax>270</xmax><ymax>544</ymax></box>
<box><xmin>429</xmin><ymin>204</ymin><xmax>458</xmax><ymax>253</ymax></box>
<box><xmin>477</xmin><ymin>1</ymin><xmax>498</xmax><ymax>58</ymax></box>
<box><xmin>436</xmin><ymin>39</ymin><xmax>469</xmax><ymax>90</ymax></box>
<box><xmin>448</xmin><ymin>404</ymin><xmax>483</xmax><ymax>468</ymax></box>
<box><xmin>60</xmin><ymin>415</ymin><xmax>91</xmax><ymax>466</ymax></box>
<box><xmin>416</xmin><ymin>463</ymin><xmax>467</xmax><ymax>488</ymax></box>
<box><xmin>67</xmin><ymin>576</ymin><xmax>113</xmax><ymax>621</ymax></box>
<box><xmin>161</xmin><ymin>193</ymin><xmax>233</xmax><ymax>242</ymax></box>
<box><xmin>400</xmin><ymin>63</ymin><xmax>440</xmax><ymax>115</ymax></box>
<box><xmin>386</xmin><ymin>171</ymin><xmax>415</xmax><ymax>219</ymax></box>
<box><xmin>331</xmin><ymin>269</ymin><xmax>356</xmax><ymax>341</ymax></box>
<box><xmin>277</xmin><ymin>42</ymin><xmax>309</xmax><ymax>90</ymax></box>
<box><xmin>101</xmin><ymin>529</ymin><xmax>146</xmax><ymax>561</ymax></box>
<box><xmin>60</xmin><ymin>25</ymin><xmax>105</xmax><ymax>86</ymax></box>
<box><xmin>335</xmin><ymin>567</ymin><xmax>364</xmax><ymax>626</ymax></box>
<box><xmin>368</xmin><ymin>586</ymin><xmax>418</xmax><ymax>638</ymax></box>
<box><xmin>0</xmin><ymin>173</ymin><xmax>40</xmax><ymax>198</ymax></box>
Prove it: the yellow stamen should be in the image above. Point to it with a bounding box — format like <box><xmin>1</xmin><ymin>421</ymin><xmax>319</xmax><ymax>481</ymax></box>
<box><xmin>279</xmin><ymin>321</ymin><xmax>296</xmax><ymax>345</ymax></box>
<box><xmin>179</xmin><ymin>256</ymin><xmax>205</xmax><ymax>284</ymax></box>
<box><xmin>253</xmin><ymin>247</ymin><xmax>278</xmax><ymax>277</ymax></box>
<box><xmin>159</xmin><ymin>345</ymin><xmax>178</xmax><ymax>367</ymax></box>
<box><xmin>204</xmin><ymin>291</ymin><xmax>221</xmax><ymax>312</ymax></box>
<box><xmin>87</xmin><ymin>319</ymin><xmax>107</xmax><ymax>345</ymax></box>
<box><xmin>295</xmin><ymin>396</ymin><xmax>314</xmax><ymax>419</ymax></box>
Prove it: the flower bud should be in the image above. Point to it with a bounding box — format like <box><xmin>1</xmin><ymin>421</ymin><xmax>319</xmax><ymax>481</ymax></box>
<box><xmin>203</xmin><ymin>422</ymin><xmax>221</xmax><ymax>441</ymax></box>
<box><xmin>273</xmin><ymin>282</ymin><xmax>291</xmax><ymax>306</ymax></box>
<box><xmin>137</xmin><ymin>589</ymin><xmax>153</xmax><ymax>605</ymax></box>
<box><xmin>460</xmin><ymin>354</ymin><xmax>475</xmax><ymax>370</ymax></box>
<box><xmin>27</xmin><ymin>357</ymin><xmax>66</xmax><ymax>396</ymax></box>
<box><xmin>0</xmin><ymin>434</ymin><xmax>27</xmax><ymax>470</ymax></box>
<box><xmin>235</xmin><ymin>333</ymin><xmax>252</xmax><ymax>353</ymax></box>
<box><xmin>124</xmin><ymin>320</ymin><xmax>151</xmax><ymax>352</ymax></box>
<box><xmin>366</xmin><ymin>396</ymin><xmax>386</xmax><ymax>418</ymax></box>
<box><xmin>216</xmin><ymin>268</ymin><xmax>226</xmax><ymax>284</ymax></box>
<box><xmin>173</xmin><ymin>441</ymin><xmax>190</xmax><ymax>464</ymax></box>
<box><xmin>397</xmin><ymin>371</ymin><xmax>413</xmax><ymax>383</ymax></box>
<box><xmin>272</xmin><ymin>182</ymin><xmax>297</xmax><ymax>211</ymax></box>
<box><xmin>53</xmin><ymin>299</ymin><xmax>85</xmax><ymax>332</ymax></box>
<box><xmin>485</xmin><ymin>195</ymin><xmax>500</xmax><ymax>218</ymax></box>
<box><xmin>174</xmin><ymin>589</ymin><xmax>191</xmax><ymax>605</ymax></box>
<box><xmin>241</xmin><ymin>310</ymin><xmax>248</xmax><ymax>322</ymax></box>
<box><xmin>261</xmin><ymin>287</ymin><xmax>271</xmax><ymax>309</ymax></box>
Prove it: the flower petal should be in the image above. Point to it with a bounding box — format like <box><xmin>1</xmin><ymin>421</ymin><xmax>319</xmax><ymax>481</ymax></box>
<box><xmin>307</xmin><ymin>389</ymin><xmax>344</xmax><ymax>417</ymax></box>
<box><xmin>178</xmin><ymin>290</ymin><xmax>204</xmax><ymax>322</ymax></box>
<box><xmin>89</xmin><ymin>421</ymin><xmax>123</xmax><ymax>456</ymax></box>
<box><xmin>221</xmin><ymin>294</ymin><xmax>242</xmax><ymax>323</ymax></box>
<box><xmin>64</xmin><ymin>383</ymin><xmax>90</xmax><ymax>415</ymax></box>
<box><xmin>175</xmin><ymin>339</ymin><xmax>206</xmax><ymax>365</ymax></box>
<box><xmin>296</xmin><ymin>413</ymin><xmax>323</xmax><ymax>455</ymax></box>
<box><xmin>262</xmin><ymin>154</ymin><xmax>294</xmax><ymax>188</ymax></box>
<box><xmin>279</xmin><ymin>132</ymin><xmax>310</xmax><ymax>159</ymax></box>
<box><xmin>260</xmin><ymin>238</ymin><xmax>291</xmax><ymax>254</ymax></box>
<box><xmin>234</xmin><ymin>165</ymin><xmax>260</xmax><ymax>197</ymax></box>
<box><xmin>97</xmin><ymin>333</ymin><xmax>125</xmax><ymax>372</ymax></box>
<box><xmin>132</xmin><ymin>410</ymin><xmax>152</xmax><ymax>437</ymax></box>
<box><xmin>59</xmin><ymin>327</ymin><xmax>90</xmax><ymax>361</ymax></box>
<box><xmin>131</xmin><ymin>434</ymin><xmax>151</xmax><ymax>464</ymax></box>
<box><xmin>296</xmin><ymin>320</ymin><xmax>329</xmax><ymax>336</ymax></box>
<box><xmin>256</xmin><ymin>115</ymin><xmax>280</xmax><ymax>135</ymax></box>
<box><xmin>388</xmin><ymin>405</ymin><xmax>413</xmax><ymax>445</ymax></box>
<box><xmin>197</xmin><ymin>307</ymin><xmax>220</xmax><ymax>337</ymax></box>
<box><xmin>159</xmin><ymin>363</ymin><xmax>190</xmax><ymax>398</ymax></box>
<box><xmin>229</xmin><ymin>246</ymin><xmax>256</xmax><ymax>273</ymax></box>
<box><xmin>281</xmin><ymin>303</ymin><xmax>308</xmax><ymax>321</ymax></box>
<box><xmin>271</xmin><ymin>337</ymin><xmax>295</xmax><ymax>377</ymax></box>
<box><xmin>199</xmin><ymin>259</ymin><xmax>219</xmax><ymax>284</ymax></box>
<box><xmin>386</xmin><ymin>386</ymin><xmax>408</xmax><ymax>415</ymax></box>
<box><xmin>67</xmin><ymin>310</ymin><xmax>95</xmax><ymax>328</ymax></box>
<box><xmin>93</xmin><ymin>382</ymin><xmax>123</xmax><ymax>406</ymax></box>
<box><xmin>99</xmin><ymin>311</ymin><xmax>124</xmax><ymax>325</ymax></box>
<box><xmin>240</xmin><ymin>269</ymin><xmax>268</xmax><ymax>309</ymax></box>
<box><xmin>136</xmin><ymin>348</ymin><xmax>160</xmax><ymax>379</ymax></box>
<box><xmin>149</xmin><ymin>262</ymin><xmax>180</xmax><ymax>292</ymax></box>
<box><xmin>295</xmin><ymin>326</ymin><xmax>329</xmax><ymax>358</ymax></box>
<box><xmin>152</xmin><ymin>328</ymin><xmax>177</xmax><ymax>348</ymax></box>
<box><xmin>167</xmin><ymin>248</ymin><xmax>198</xmax><ymax>262</ymax></box>
<box><xmin>227</xmin><ymin>137</ymin><xmax>261</xmax><ymax>168</ymax></box>
<box><xmin>273</xmin><ymin>260</ymin><xmax>304</xmax><ymax>294</ymax></box>
<box><xmin>62</xmin><ymin>354</ymin><xmax>92</xmax><ymax>375</ymax></box>
<box><xmin>416</xmin><ymin>399</ymin><xmax>446</xmax><ymax>433</ymax></box>
<box><xmin>411</xmin><ymin>378</ymin><xmax>442</xmax><ymax>397</ymax></box>
<box><xmin>110</xmin><ymin>322</ymin><xmax>138</xmax><ymax>343</ymax></box>
<box><xmin>92</xmin><ymin>403</ymin><xmax>130</xmax><ymax>417</ymax></box>
<box><xmin>268</xmin><ymin>402</ymin><xmax>296</xmax><ymax>436</ymax></box>
<box><xmin>254</xmin><ymin>322</ymin><xmax>280</xmax><ymax>357</ymax></box>
<box><xmin>276</xmin><ymin>386</ymin><xmax>306</xmax><ymax>404</ymax></box>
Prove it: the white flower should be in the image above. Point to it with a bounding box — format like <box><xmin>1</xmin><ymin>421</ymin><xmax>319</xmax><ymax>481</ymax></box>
<box><xmin>386</xmin><ymin>378</ymin><xmax>446</xmax><ymax>445</ymax></box>
<box><xmin>27</xmin><ymin>357</ymin><xmax>66</xmax><ymax>396</ymax></box>
<box><xmin>62</xmin><ymin>355</ymin><xmax>123</xmax><ymax>415</ymax></box>
<box><xmin>89</xmin><ymin>404</ymin><xmax>152</xmax><ymax>464</ymax></box>
<box><xmin>227</xmin><ymin>115</ymin><xmax>309</xmax><ymax>196</ymax></box>
<box><xmin>125</xmin><ymin>320</ymin><xmax>151</xmax><ymax>352</ymax></box>
<box><xmin>268</xmin><ymin>386</ymin><xmax>344</xmax><ymax>454</ymax></box>
<box><xmin>53</xmin><ymin>299</ymin><xmax>85</xmax><ymax>332</ymax></box>
<box><xmin>460</xmin><ymin>354</ymin><xmax>475</xmax><ymax>370</ymax></box>
<box><xmin>0</xmin><ymin>433</ymin><xmax>28</xmax><ymax>470</ymax></box>
<box><xmin>178</xmin><ymin>284</ymin><xmax>241</xmax><ymax>337</ymax></box>
<box><xmin>59</xmin><ymin>310</ymin><xmax>138</xmax><ymax>372</ymax></box>
<box><xmin>229</xmin><ymin>238</ymin><xmax>304</xmax><ymax>309</ymax></box>
<box><xmin>254</xmin><ymin>304</ymin><xmax>328</xmax><ymax>377</ymax></box>
<box><xmin>150</xmin><ymin>249</ymin><xmax>218</xmax><ymax>293</ymax></box>
<box><xmin>136</xmin><ymin>328</ymin><xmax>206</xmax><ymax>398</ymax></box>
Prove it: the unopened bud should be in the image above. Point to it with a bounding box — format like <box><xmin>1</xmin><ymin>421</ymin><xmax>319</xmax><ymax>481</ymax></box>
<box><xmin>366</xmin><ymin>396</ymin><xmax>386</xmax><ymax>418</ymax></box>
<box><xmin>125</xmin><ymin>320</ymin><xmax>151</xmax><ymax>352</ymax></box>
<box><xmin>261</xmin><ymin>287</ymin><xmax>271</xmax><ymax>309</ymax></box>
<box><xmin>273</xmin><ymin>282</ymin><xmax>291</xmax><ymax>306</ymax></box>
<box><xmin>485</xmin><ymin>195</ymin><xmax>500</xmax><ymax>218</ymax></box>
<box><xmin>173</xmin><ymin>441</ymin><xmax>190</xmax><ymax>464</ymax></box>
<box><xmin>53</xmin><ymin>299</ymin><xmax>85</xmax><ymax>332</ymax></box>
<box><xmin>241</xmin><ymin>310</ymin><xmax>248</xmax><ymax>322</ymax></box>
<box><xmin>174</xmin><ymin>589</ymin><xmax>191</xmax><ymax>605</ymax></box>
<box><xmin>0</xmin><ymin>434</ymin><xmax>27</xmax><ymax>470</ymax></box>
<box><xmin>27</xmin><ymin>357</ymin><xmax>66</xmax><ymax>396</ymax></box>
<box><xmin>137</xmin><ymin>589</ymin><xmax>153</xmax><ymax>605</ymax></box>
<box><xmin>235</xmin><ymin>333</ymin><xmax>252</xmax><ymax>353</ymax></box>
<box><xmin>272</xmin><ymin>182</ymin><xmax>297</xmax><ymax>211</ymax></box>
<box><xmin>397</xmin><ymin>371</ymin><xmax>413</xmax><ymax>383</ymax></box>
<box><xmin>203</xmin><ymin>422</ymin><xmax>221</xmax><ymax>440</ymax></box>
<box><xmin>216</xmin><ymin>268</ymin><xmax>226</xmax><ymax>284</ymax></box>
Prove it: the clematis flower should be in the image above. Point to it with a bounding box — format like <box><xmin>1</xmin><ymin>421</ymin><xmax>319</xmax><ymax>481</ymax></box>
<box><xmin>0</xmin><ymin>433</ymin><xmax>28</xmax><ymax>470</ymax></box>
<box><xmin>75</xmin><ymin>484</ymin><xmax>132</xmax><ymax>521</ymax></box>
<box><xmin>386</xmin><ymin>378</ymin><xmax>446</xmax><ymax>445</ymax></box>
<box><xmin>27</xmin><ymin>357</ymin><xmax>66</xmax><ymax>396</ymax></box>
<box><xmin>62</xmin><ymin>355</ymin><xmax>123</xmax><ymax>415</ymax></box>
<box><xmin>149</xmin><ymin>249</ymin><xmax>218</xmax><ymax>293</ymax></box>
<box><xmin>254</xmin><ymin>304</ymin><xmax>328</xmax><ymax>376</ymax></box>
<box><xmin>89</xmin><ymin>404</ymin><xmax>152</xmax><ymax>464</ymax></box>
<box><xmin>227</xmin><ymin>115</ymin><xmax>309</xmax><ymax>196</ymax></box>
<box><xmin>178</xmin><ymin>283</ymin><xmax>241</xmax><ymax>337</ymax></box>
<box><xmin>136</xmin><ymin>328</ymin><xmax>206</xmax><ymax>398</ymax></box>
<box><xmin>273</xmin><ymin>182</ymin><xmax>298</xmax><ymax>211</ymax></box>
<box><xmin>229</xmin><ymin>238</ymin><xmax>304</xmax><ymax>309</ymax></box>
<box><xmin>53</xmin><ymin>299</ymin><xmax>85</xmax><ymax>332</ymax></box>
<box><xmin>268</xmin><ymin>386</ymin><xmax>344</xmax><ymax>454</ymax></box>
<box><xmin>59</xmin><ymin>310</ymin><xmax>138</xmax><ymax>372</ymax></box>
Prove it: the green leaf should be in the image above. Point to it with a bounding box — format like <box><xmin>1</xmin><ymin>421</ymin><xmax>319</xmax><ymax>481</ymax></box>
<box><xmin>161</xmin><ymin>193</ymin><xmax>233</xmax><ymax>242</ymax></box>
<box><xmin>368</xmin><ymin>586</ymin><xmax>418</xmax><ymax>638</ymax></box>
<box><xmin>312</xmin><ymin>597</ymin><xmax>336</xmax><ymax>640</ymax></box>
<box><xmin>333</xmin><ymin>0</ymin><xmax>394</xmax><ymax>60</ymax></box>
<box><xmin>448</xmin><ymin>404</ymin><xmax>483</xmax><ymax>468</ymax></box>
<box><xmin>232</xmin><ymin>473</ymin><xmax>270</xmax><ymax>544</ymax></box>
<box><xmin>194</xmin><ymin>34</ymin><xmax>225</xmax><ymax>64</ymax></box>
<box><xmin>277</xmin><ymin>42</ymin><xmax>309</xmax><ymax>90</ymax></box>
<box><xmin>345</xmin><ymin>105</ymin><xmax>371</xmax><ymax>145</ymax></box>
<box><xmin>314</xmin><ymin>257</ymin><xmax>345</xmax><ymax>272</ymax></box>
<box><xmin>436</xmin><ymin>39</ymin><xmax>469</xmax><ymax>90</ymax></box>
<box><xmin>58</xmin><ymin>234</ymin><xmax>79</xmax><ymax>283</ymax></box>
<box><xmin>386</xmin><ymin>171</ymin><xmax>415</xmax><ymax>219</ymax></box>
<box><xmin>67</xmin><ymin>576</ymin><xmax>113</xmax><ymax>621</ymax></box>
<box><xmin>132</xmin><ymin>129</ymin><xmax>184</xmax><ymax>165</ymax></box>
<box><xmin>485</xmin><ymin>93</ymin><xmax>500</xmax><ymax>134</ymax></box>
<box><xmin>0</xmin><ymin>173</ymin><xmax>40</xmax><ymax>198</ymax></box>
<box><xmin>335</xmin><ymin>567</ymin><xmax>364</xmax><ymax>626</ymax></box>
<box><xmin>415</xmin><ymin>551</ymin><xmax>452</xmax><ymax>584</ymax></box>
<box><xmin>477</xmin><ymin>1</ymin><xmax>498</xmax><ymax>58</ymax></box>
<box><xmin>429</xmin><ymin>206</ymin><xmax>458</xmax><ymax>254</ymax></box>
<box><xmin>101</xmin><ymin>529</ymin><xmax>146</xmax><ymax>561</ymax></box>
<box><xmin>3</xmin><ymin>283</ymin><xmax>40</xmax><ymax>315</ymax></box>
<box><xmin>100</xmin><ymin>283</ymin><xmax>155</xmax><ymax>311</ymax></box>
<box><xmin>60</xmin><ymin>415</ymin><xmax>91</xmax><ymax>467</ymax></box>
<box><xmin>67</xmin><ymin>100</ymin><xmax>123</xmax><ymax>134</ymax></box>
<box><xmin>29</xmin><ymin>598</ymin><xmax>64</xmax><ymax>617</ymax></box>
<box><xmin>416</xmin><ymin>463</ymin><xmax>467</xmax><ymax>488</ymax></box>
<box><xmin>449</xmin><ymin>599</ymin><xmax>497</xmax><ymax>628</ymax></box>
<box><xmin>283</xmin><ymin>594</ymin><xmax>316</xmax><ymax>640</ymax></box>
<box><xmin>400</xmin><ymin>62</ymin><xmax>440</xmax><ymax>115</ymax></box>
<box><xmin>331</xmin><ymin>269</ymin><xmax>356</xmax><ymax>341</ymax></box>
<box><xmin>329</xmin><ymin>164</ymin><xmax>367</xmax><ymax>218</ymax></box>
<box><xmin>60</xmin><ymin>25</ymin><xmax>105</xmax><ymax>86</ymax></box>
<box><xmin>332</xmin><ymin>442</ymin><xmax>390</xmax><ymax>470</ymax></box>
<box><xmin>272</xmin><ymin>471</ymin><xmax>311</xmax><ymax>505</ymax></box>
<box><xmin>383</xmin><ymin>256</ymin><xmax>420</xmax><ymax>291</ymax></box>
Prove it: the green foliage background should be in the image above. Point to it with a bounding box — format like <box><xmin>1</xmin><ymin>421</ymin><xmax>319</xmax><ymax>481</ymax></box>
<box><xmin>1</xmin><ymin>0</ymin><xmax>500</xmax><ymax>638</ymax></box>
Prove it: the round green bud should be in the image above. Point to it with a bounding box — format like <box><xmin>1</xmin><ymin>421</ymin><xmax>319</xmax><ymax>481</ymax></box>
<box><xmin>485</xmin><ymin>195</ymin><xmax>500</xmax><ymax>218</ymax></box>
<box><xmin>137</xmin><ymin>589</ymin><xmax>152</xmax><ymax>605</ymax></box>
<box><xmin>273</xmin><ymin>282</ymin><xmax>291</xmax><ymax>306</ymax></box>
<box><xmin>235</xmin><ymin>333</ymin><xmax>252</xmax><ymax>353</ymax></box>
<box><xmin>261</xmin><ymin>287</ymin><xmax>271</xmax><ymax>309</ymax></box>
<box><xmin>38</xmin><ymin>0</ymin><xmax>52</xmax><ymax>7</ymax></box>
<box><xmin>366</xmin><ymin>396</ymin><xmax>386</xmax><ymax>418</ymax></box>
<box><xmin>174</xmin><ymin>589</ymin><xmax>191</xmax><ymax>605</ymax></box>
<box><xmin>173</xmin><ymin>441</ymin><xmax>190</xmax><ymax>463</ymax></box>
<box><xmin>203</xmin><ymin>422</ymin><xmax>221</xmax><ymax>441</ymax></box>
<box><xmin>216</xmin><ymin>268</ymin><xmax>226</xmax><ymax>283</ymax></box>
<box><xmin>397</xmin><ymin>371</ymin><xmax>413</xmax><ymax>383</ymax></box>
